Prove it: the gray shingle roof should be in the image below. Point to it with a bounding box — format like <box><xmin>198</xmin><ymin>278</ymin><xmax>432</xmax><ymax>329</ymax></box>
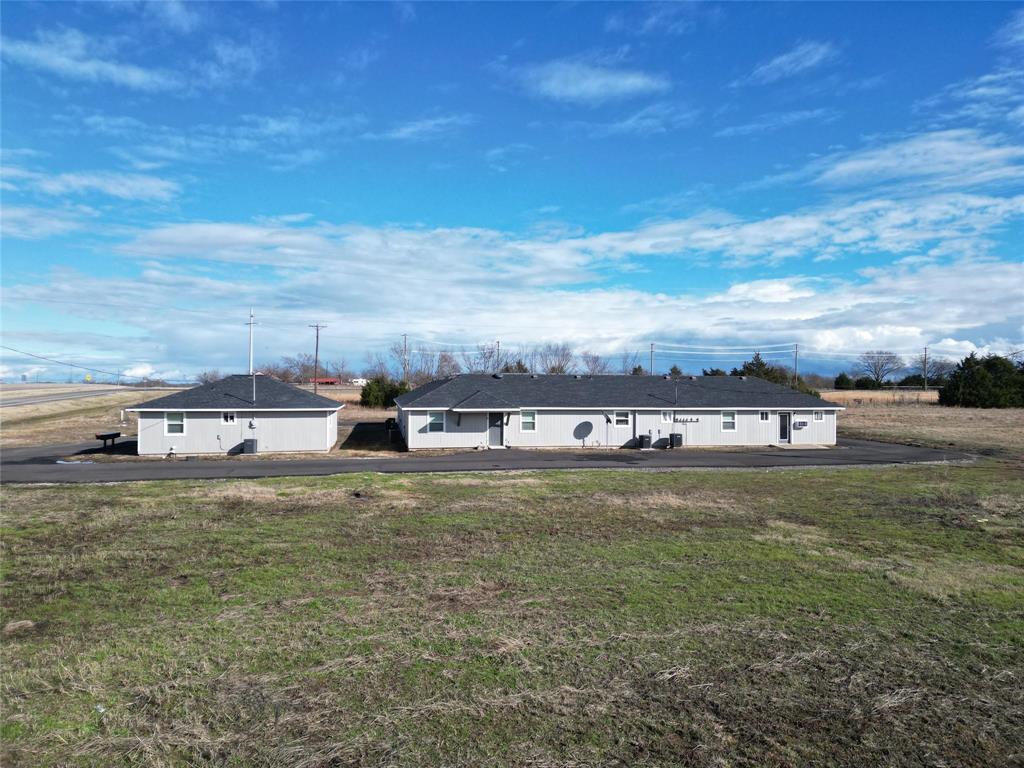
<box><xmin>395</xmin><ymin>374</ymin><xmax>841</xmax><ymax>410</ymax></box>
<box><xmin>128</xmin><ymin>375</ymin><xmax>343</xmax><ymax>411</ymax></box>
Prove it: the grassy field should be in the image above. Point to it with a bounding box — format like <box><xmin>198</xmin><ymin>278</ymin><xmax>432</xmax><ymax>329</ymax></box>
<box><xmin>3</xmin><ymin>455</ymin><xmax>1024</xmax><ymax>765</ymax></box>
<box><xmin>822</xmin><ymin>389</ymin><xmax>939</xmax><ymax>406</ymax></box>
<box><xmin>838</xmin><ymin>403</ymin><xmax>1024</xmax><ymax>459</ymax></box>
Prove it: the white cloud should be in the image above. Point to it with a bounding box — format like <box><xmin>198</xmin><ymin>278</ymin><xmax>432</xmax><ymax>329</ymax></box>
<box><xmin>0</xmin><ymin>205</ymin><xmax>93</xmax><ymax>239</ymax></box>
<box><xmin>485</xmin><ymin>143</ymin><xmax>532</xmax><ymax>172</ymax></box>
<box><xmin>144</xmin><ymin>0</ymin><xmax>203</xmax><ymax>33</ymax></box>
<box><xmin>0</xmin><ymin>28</ymin><xmax>181</xmax><ymax>91</ymax></box>
<box><xmin>6</xmin><ymin>247</ymin><xmax>1021</xmax><ymax>375</ymax></box>
<box><xmin>994</xmin><ymin>8</ymin><xmax>1024</xmax><ymax>47</ymax></box>
<box><xmin>516</xmin><ymin>57</ymin><xmax>671</xmax><ymax>105</ymax></box>
<box><xmin>918</xmin><ymin>68</ymin><xmax>1024</xmax><ymax>126</ymax></box>
<box><xmin>370</xmin><ymin>114</ymin><xmax>476</xmax><ymax>142</ymax></box>
<box><xmin>716</xmin><ymin>108</ymin><xmax>838</xmax><ymax>137</ymax></box>
<box><xmin>605</xmin><ymin>4</ymin><xmax>698</xmax><ymax>36</ymax></box>
<box><xmin>4</xmin><ymin>165</ymin><xmax>179</xmax><ymax>201</ymax></box>
<box><xmin>193</xmin><ymin>37</ymin><xmax>266</xmax><ymax>89</ymax></box>
<box><xmin>737</xmin><ymin>40</ymin><xmax>838</xmax><ymax>86</ymax></box>
<box><xmin>813</xmin><ymin>129</ymin><xmax>1024</xmax><ymax>189</ymax></box>
<box><xmin>588</xmin><ymin>103</ymin><xmax>699</xmax><ymax>137</ymax></box>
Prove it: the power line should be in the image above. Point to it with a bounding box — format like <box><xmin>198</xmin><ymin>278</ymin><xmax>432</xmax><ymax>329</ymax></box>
<box><xmin>651</xmin><ymin>340</ymin><xmax>796</xmax><ymax>350</ymax></box>
<box><xmin>1</xmin><ymin>345</ymin><xmax>143</xmax><ymax>381</ymax></box>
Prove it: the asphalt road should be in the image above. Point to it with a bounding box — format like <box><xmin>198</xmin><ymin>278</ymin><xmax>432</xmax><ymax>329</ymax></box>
<box><xmin>0</xmin><ymin>387</ymin><xmax>180</xmax><ymax>408</ymax></box>
<box><xmin>0</xmin><ymin>438</ymin><xmax>970</xmax><ymax>484</ymax></box>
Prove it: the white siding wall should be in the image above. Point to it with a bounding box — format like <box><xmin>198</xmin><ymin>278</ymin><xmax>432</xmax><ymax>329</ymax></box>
<box><xmin>137</xmin><ymin>410</ymin><xmax>337</xmax><ymax>455</ymax></box>
<box><xmin>400</xmin><ymin>408</ymin><xmax>837</xmax><ymax>449</ymax></box>
<box><xmin>404</xmin><ymin>410</ymin><xmax>489</xmax><ymax>449</ymax></box>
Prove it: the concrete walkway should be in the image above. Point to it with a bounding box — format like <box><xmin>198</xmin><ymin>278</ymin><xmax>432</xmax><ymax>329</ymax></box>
<box><xmin>0</xmin><ymin>438</ymin><xmax>971</xmax><ymax>484</ymax></box>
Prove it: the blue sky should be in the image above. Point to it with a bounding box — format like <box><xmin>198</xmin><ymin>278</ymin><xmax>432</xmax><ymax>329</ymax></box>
<box><xmin>2</xmin><ymin>1</ymin><xmax>1023</xmax><ymax>381</ymax></box>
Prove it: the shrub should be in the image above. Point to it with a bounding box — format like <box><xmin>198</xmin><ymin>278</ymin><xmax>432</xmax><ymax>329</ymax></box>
<box><xmin>939</xmin><ymin>354</ymin><xmax>1024</xmax><ymax>408</ymax></box>
<box><xmin>360</xmin><ymin>376</ymin><xmax>410</xmax><ymax>408</ymax></box>
<box><xmin>834</xmin><ymin>372</ymin><xmax>854</xmax><ymax>390</ymax></box>
<box><xmin>854</xmin><ymin>376</ymin><xmax>880</xmax><ymax>390</ymax></box>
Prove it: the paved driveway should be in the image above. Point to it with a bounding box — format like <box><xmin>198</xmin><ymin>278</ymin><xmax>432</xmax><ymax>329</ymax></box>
<box><xmin>0</xmin><ymin>438</ymin><xmax>971</xmax><ymax>484</ymax></box>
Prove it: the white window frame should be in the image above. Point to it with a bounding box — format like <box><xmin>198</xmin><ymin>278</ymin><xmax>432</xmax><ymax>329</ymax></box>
<box><xmin>813</xmin><ymin>411</ymin><xmax>824</xmax><ymax>422</ymax></box>
<box><xmin>427</xmin><ymin>411</ymin><xmax>446</xmax><ymax>433</ymax></box>
<box><xmin>721</xmin><ymin>411</ymin><xmax>737</xmax><ymax>432</ymax></box>
<box><xmin>165</xmin><ymin>412</ymin><xmax>185</xmax><ymax>436</ymax></box>
<box><xmin>614</xmin><ymin>411</ymin><xmax>630</xmax><ymax>427</ymax></box>
<box><xmin>661</xmin><ymin>410</ymin><xmax>675</xmax><ymax>423</ymax></box>
<box><xmin>759</xmin><ymin>411</ymin><xmax>770</xmax><ymax>422</ymax></box>
<box><xmin>521</xmin><ymin>410</ymin><xmax>537</xmax><ymax>432</ymax></box>
<box><xmin>221</xmin><ymin>412</ymin><xmax>236</xmax><ymax>425</ymax></box>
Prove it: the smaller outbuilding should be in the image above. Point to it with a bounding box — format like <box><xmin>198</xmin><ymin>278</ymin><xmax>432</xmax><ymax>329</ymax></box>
<box><xmin>127</xmin><ymin>374</ymin><xmax>343</xmax><ymax>456</ymax></box>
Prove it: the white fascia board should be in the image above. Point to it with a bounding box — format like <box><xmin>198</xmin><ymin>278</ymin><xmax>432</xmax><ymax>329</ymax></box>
<box><xmin>451</xmin><ymin>407</ymin><xmax>521</xmax><ymax>413</ymax></box>
<box><xmin>127</xmin><ymin>406</ymin><xmax>343</xmax><ymax>412</ymax></box>
<box><xmin>400</xmin><ymin>405</ymin><xmax>843</xmax><ymax>412</ymax></box>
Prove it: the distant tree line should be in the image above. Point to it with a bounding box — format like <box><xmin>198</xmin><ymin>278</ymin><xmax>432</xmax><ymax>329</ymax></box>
<box><xmin>830</xmin><ymin>350</ymin><xmax>957</xmax><ymax>390</ymax></box>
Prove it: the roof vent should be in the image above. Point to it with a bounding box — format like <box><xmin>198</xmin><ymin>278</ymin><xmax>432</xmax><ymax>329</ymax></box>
<box><xmin>739</xmin><ymin>376</ymin><xmax>747</xmax><ymax>380</ymax></box>
<box><xmin>493</xmin><ymin>373</ymin><xmax>503</xmax><ymax>379</ymax></box>
<box><xmin>530</xmin><ymin>374</ymin><xmax>539</xmax><ymax>378</ymax></box>
<box><xmin>663</xmin><ymin>374</ymin><xmax>671</xmax><ymax>380</ymax></box>
<box><xmin>574</xmin><ymin>374</ymin><xmax>582</xmax><ymax>379</ymax></box>
<box><xmin>689</xmin><ymin>376</ymin><xmax>697</xmax><ymax>381</ymax></box>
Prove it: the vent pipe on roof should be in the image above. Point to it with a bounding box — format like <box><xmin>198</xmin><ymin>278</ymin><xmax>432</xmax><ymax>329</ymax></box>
<box><xmin>689</xmin><ymin>376</ymin><xmax>697</xmax><ymax>381</ymax></box>
<box><xmin>493</xmin><ymin>373</ymin><xmax>503</xmax><ymax>379</ymax></box>
<box><xmin>530</xmin><ymin>374</ymin><xmax>539</xmax><ymax>378</ymax></box>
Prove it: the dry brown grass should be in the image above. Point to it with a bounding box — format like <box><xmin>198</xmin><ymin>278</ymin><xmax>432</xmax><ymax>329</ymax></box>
<box><xmin>838</xmin><ymin>403</ymin><xmax>1024</xmax><ymax>458</ymax></box>
<box><xmin>0</xmin><ymin>391</ymin><xmax>143</xmax><ymax>447</ymax></box>
<box><xmin>823</xmin><ymin>389</ymin><xmax>939</xmax><ymax>405</ymax></box>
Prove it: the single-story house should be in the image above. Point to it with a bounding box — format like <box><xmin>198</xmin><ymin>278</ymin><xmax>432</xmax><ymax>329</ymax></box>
<box><xmin>127</xmin><ymin>374</ymin><xmax>343</xmax><ymax>455</ymax></box>
<box><xmin>395</xmin><ymin>373</ymin><xmax>842</xmax><ymax>450</ymax></box>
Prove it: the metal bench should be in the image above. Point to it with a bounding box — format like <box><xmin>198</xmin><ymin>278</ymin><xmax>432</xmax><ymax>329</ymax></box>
<box><xmin>95</xmin><ymin>431</ymin><xmax>121</xmax><ymax>448</ymax></box>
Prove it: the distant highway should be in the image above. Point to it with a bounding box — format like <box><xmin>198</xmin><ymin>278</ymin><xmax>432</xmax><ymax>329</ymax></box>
<box><xmin>0</xmin><ymin>387</ymin><xmax>182</xmax><ymax>408</ymax></box>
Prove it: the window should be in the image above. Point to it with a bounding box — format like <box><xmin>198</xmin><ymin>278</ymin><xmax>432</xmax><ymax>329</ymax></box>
<box><xmin>614</xmin><ymin>411</ymin><xmax>630</xmax><ymax>426</ymax></box>
<box><xmin>661</xmin><ymin>410</ymin><xmax>675</xmax><ymax>423</ymax></box>
<box><xmin>721</xmin><ymin>411</ymin><xmax>736</xmax><ymax>431</ymax></box>
<box><xmin>759</xmin><ymin>411</ymin><xmax>770</xmax><ymax>422</ymax></box>
<box><xmin>165</xmin><ymin>412</ymin><xmax>185</xmax><ymax>435</ymax></box>
<box><xmin>521</xmin><ymin>410</ymin><xmax>537</xmax><ymax>432</ymax></box>
<box><xmin>813</xmin><ymin>411</ymin><xmax>824</xmax><ymax>422</ymax></box>
<box><xmin>427</xmin><ymin>411</ymin><xmax>445</xmax><ymax>432</ymax></box>
<box><xmin>221</xmin><ymin>412</ymin><xmax>236</xmax><ymax>424</ymax></box>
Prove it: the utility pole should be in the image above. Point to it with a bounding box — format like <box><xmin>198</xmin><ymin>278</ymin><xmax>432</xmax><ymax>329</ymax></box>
<box><xmin>309</xmin><ymin>323</ymin><xmax>326</xmax><ymax>394</ymax></box>
<box><xmin>247</xmin><ymin>308</ymin><xmax>255</xmax><ymax>375</ymax></box>
<box><xmin>247</xmin><ymin>308</ymin><xmax>256</xmax><ymax>404</ymax></box>
<box><xmin>922</xmin><ymin>346</ymin><xmax>929</xmax><ymax>391</ymax></box>
<box><xmin>495</xmin><ymin>340</ymin><xmax>500</xmax><ymax>371</ymax></box>
<box><xmin>650</xmin><ymin>343</ymin><xmax>655</xmax><ymax>375</ymax></box>
<box><xmin>793</xmin><ymin>343</ymin><xmax>799</xmax><ymax>387</ymax></box>
<box><xmin>401</xmin><ymin>333</ymin><xmax>409</xmax><ymax>384</ymax></box>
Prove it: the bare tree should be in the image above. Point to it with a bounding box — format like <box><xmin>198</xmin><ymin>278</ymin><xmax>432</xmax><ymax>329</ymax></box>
<box><xmin>460</xmin><ymin>343</ymin><xmax>503</xmax><ymax>373</ymax></box>
<box><xmin>325</xmin><ymin>359</ymin><xmax>351</xmax><ymax>381</ymax></box>
<box><xmin>910</xmin><ymin>353</ymin><xmax>954</xmax><ymax>383</ymax></box>
<box><xmin>857</xmin><ymin>350</ymin><xmax>904</xmax><ymax>386</ymax></box>
<box><xmin>619</xmin><ymin>350</ymin><xmax>642</xmax><ymax>374</ymax></box>
<box><xmin>580</xmin><ymin>351</ymin><xmax>610</xmax><ymax>375</ymax></box>
<box><xmin>195</xmin><ymin>369</ymin><xmax>222</xmax><ymax>384</ymax></box>
<box><xmin>362</xmin><ymin>352</ymin><xmax>392</xmax><ymax>380</ymax></box>
<box><xmin>536</xmin><ymin>342</ymin><xmax>575</xmax><ymax>374</ymax></box>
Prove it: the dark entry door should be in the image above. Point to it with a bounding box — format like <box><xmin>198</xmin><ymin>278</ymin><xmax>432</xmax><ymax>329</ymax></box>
<box><xmin>779</xmin><ymin>413</ymin><xmax>791</xmax><ymax>444</ymax></box>
<box><xmin>488</xmin><ymin>412</ymin><xmax>504</xmax><ymax>447</ymax></box>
